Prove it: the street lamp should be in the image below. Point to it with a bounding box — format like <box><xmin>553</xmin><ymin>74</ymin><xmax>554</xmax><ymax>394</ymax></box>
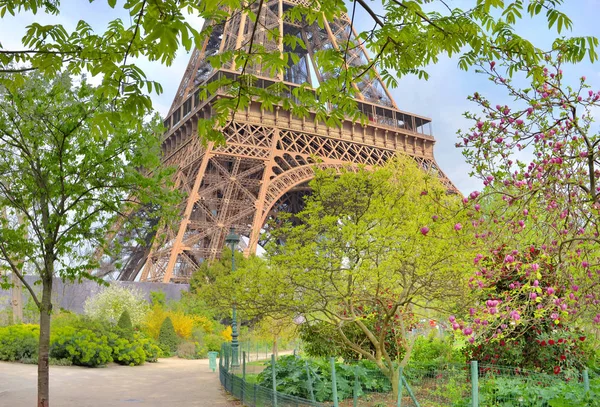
<box><xmin>224</xmin><ymin>227</ymin><xmax>240</xmax><ymax>367</ymax></box>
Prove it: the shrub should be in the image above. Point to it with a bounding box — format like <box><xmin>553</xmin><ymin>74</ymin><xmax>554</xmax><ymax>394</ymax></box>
<box><xmin>116</xmin><ymin>310</ymin><xmax>134</xmax><ymax>339</ymax></box>
<box><xmin>84</xmin><ymin>285</ymin><xmax>149</xmax><ymax>325</ymax></box>
<box><xmin>158</xmin><ymin>316</ymin><xmax>179</xmax><ymax>354</ymax></box>
<box><xmin>203</xmin><ymin>333</ymin><xmax>225</xmax><ymax>352</ymax></box>
<box><xmin>144</xmin><ymin>306</ymin><xmax>210</xmax><ymax>340</ymax></box>
<box><xmin>176</xmin><ymin>341</ymin><xmax>206</xmax><ymax>359</ymax></box>
<box><xmin>221</xmin><ymin>326</ymin><xmax>232</xmax><ymax>341</ymax></box>
<box><xmin>0</xmin><ymin>324</ymin><xmax>39</xmax><ymax>362</ymax></box>
<box><xmin>111</xmin><ymin>336</ymin><xmax>146</xmax><ymax>366</ymax></box>
<box><xmin>134</xmin><ymin>333</ymin><xmax>161</xmax><ymax>362</ymax></box>
<box><xmin>50</xmin><ymin>327</ymin><xmax>113</xmax><ymax>367</ymax></box>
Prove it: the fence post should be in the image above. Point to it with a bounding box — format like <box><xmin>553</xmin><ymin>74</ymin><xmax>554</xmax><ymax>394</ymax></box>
<box><xmin>272</xmin><ymin>354</ymin><xmax>278</xmax><ymax>407</ymax></box>
<box><xmin>353</xmin><ymin>368</ymin><xmax>359</xmax><ymax>407</ymax></box>
<box><xmin>397</xmin><ymin>366</ymin><xmax>403</xmax><ymax>407</ymax></box>
<box><xmin>254</xmin><ymin>383</ymin><xmax>258</xmax><ymax>407</ymax></box>
<box><xmin>583</xmin><ymin>368</ymin><xmax>590</xmax><ymax>393</ymax></box>
<box><xmin>471</xmin><ymin>360</ymin><xmax>479</xmax><ymax>407</ymax></box>
<box><xmin>330</xmin><ymin>357</ymin><xmax>339</xmax><ymax>407</ymax></box>
<box><xmin>305</xmin><ymin>361</ymin><xmax>316</xmax><ymax>404</ymax></box>
<box><xmin>242</xmin><ymin>351</ymin><xmax>246</xmax><ymax>404</ymax></box>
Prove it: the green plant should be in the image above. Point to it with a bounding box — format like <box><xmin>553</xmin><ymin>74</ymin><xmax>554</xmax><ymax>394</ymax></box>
<box><xmin>203</xmin><ymin>333</ymin><xmax>225</xmax><ymax>352</ymax></box>
<box><xmin>134</xmin><ymin>333</ymin><xmax>161</xmax><ymax>362</ymax></box>
<box><xmin>84</xmin><ymin>285</ymin><xmax>150</xmax><ymax>325</ymax></box>
<box><xmin>50</xmin><ymin>327</ymin><xmax>112</xmax><ymax>367</ymax></box>
<box><xmin>176</xmin><ymin>341</ymin><xmax>206</xmax><ymax>359</ymax></box>
<box><xmin>0</xmin><ymin>324</ymin><xmax>39</xmax><ymax>362</ymax></box>
<box><xmin>111</xmin><ymin>336</ymin><xmax>146</xmax><ymax>366</ymax></box>
<box><xmin>158</xmin><ymin>316</ymin><xmax>178</xmax><ymax>354</ymax></box>
<box><xmin>116</xmin><ymin>310</ymin><xmax>134</xmax><ymax>339</ymax></box>
<box><xmin>257</xmin><ymin>356</ymin><xmax>391</xmax><ymax>402</ymax></box>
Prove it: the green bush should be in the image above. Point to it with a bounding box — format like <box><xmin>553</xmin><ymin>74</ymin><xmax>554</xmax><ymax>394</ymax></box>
<box><xmin>134</xmin><ymin>333</ymin><xmax>161</xmax><ymax>362</ymax></box>
<box><xmin>50</xmin><ymin>327</ymin><xmax>112</xmax><ymax>367</ymax></box>
<box><xmin>203</xmin><ymin>333</ymin><xmax>224</xmax><ymax>352</ymax></box>
<box><xmin>0</xmin><ymin>324</ymin><xmax>39</xmax><ymax>362</ymax></box>
<box><xmin>158</xmin><ymin>316</ymin><xmax>178</xmax><ymax>354</ymax></box>
<box><xmin>111</xmin><ymin>335</ymin><xmax>146</xmax><ymax>366</ymax></box>
<box><xmin>116</xmin><ymin>310</ymin><xmax>134</xmax><ymax>339</ymax></box>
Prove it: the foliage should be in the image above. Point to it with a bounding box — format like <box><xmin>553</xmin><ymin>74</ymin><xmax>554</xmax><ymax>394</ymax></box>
<box><xmin>474</xmin><ymin>376</ymin><xmax>600</xmax><ymax>407</ymax></box>
<box><xmin>134</xmin><ymin>332</ymin><xmax>161</xmax><ymax>363</ymax></box>
<box><xmin>176</xmin><ymin>341</ymin><xmax>206</xmax><ymax>359</ymax></box>
<box><xmin>203</xmin><ymin>333</ymin><xmax>226</xmax><ymax>352</ymax></box>
<box><xmin>116</xmin><ymin>310</ymin><xmax>134</xmax><ymax>339</ymax></box>
<box><xmin>221</xmin><ymin>326</ymin><xmax>232</xmax><ymax>342</ymax></box>
<box><xmin>49</xmin><ymin>327</ymin><xmax>113</xmax><ymax>367</ymax></box>
<box><xmin>407</xmin><ymin>334</ymin><xmax>465</xmax><ymax>373</ymax></box>
<box><xmin>207</xmin><ymin>156</ymin><xmax>473</xmax><ymax>396</ymax></box>
<box><xmin>158</xmin><ymin>316</ymin><xmax>179</xmax><ymax>354</ymax></box>
<box><xmin>84</xmin><ymin>285</ymin><xmax>150</xmax><ymax>326</ymax></box>
<box><xmin>0</xmin><ymin>71</ymin><xmax>177</xmax><ymax>403</ymax></box>
<box><xmin>0</xmin><ymin>324</ymin><xmax>39</xmax><ymax>362</ymax></box>
<box><xmin>110</xmin><ymin>335</ymin><xmax>146</xmax><ymax>366</ymax></box>
<box><xmin>257</xmin><ymin>355</ymin><xmax>391</xmax><ymax>402</ymax></box>
<box><xmin>455</xmin><ymin>52</ymin><xmax>600</xmax><ymax>374</ymax></box>
<box><xmin>144</xmin><ymin>305</ymin><xmax>211</xmax><ymax>340</ymax></box>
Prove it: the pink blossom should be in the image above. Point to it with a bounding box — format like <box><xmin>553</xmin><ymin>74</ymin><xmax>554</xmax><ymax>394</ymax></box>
<box><xmin>533</xmin><ymin>279</ymin><xmax>539</xmax><ymax>287</ymax></box>
<box><xmin>432</xmin><ymin>215</ymin><xmax>438</xmax><ymax>221</ymax></box>
<box><xmin>531</xmin><ymin>263</ymin><xmax>539</xmax><ymax>271</ymax></box>
<box><xmin>470</xmin><ymin>191</ymin><xmax>480</xmax><ymax>200</ymax></box>
<box><xmin>452</xmin><ymin>323</ymin><xmax>460</xmax><ymax>330</ymax></box>
<box><xmin>547</xmin><ymin>287</ymin><xmax>555</xmax><ymax>295</ymax></box>
<box><xmin>454</xmin><ymin>223</ymin><xmax>463</xmax><ymax>231</ymax></box>
<box><xmin>551</xmin><ymin>313</ymin><xmax>559</xmax><ymax>321</ymax></box>
<box><xmin>420</xmin><ymin>226</ymin><xmax>430</xmax><ymax>236</ymax></box>
<box><xmin>463</xmin><ymin>327</ymin><xmax>473</xmax><ymax>335</ymax></box>
<box><xmin>474</xmin><ymin>204</ymin><xmax>481</xmax><ymax>211</ymax></box>
<box><xmin>468</xmin><ymin>336</ymin><xmax>475</xmax><ymax>344</ymax></box>
<box><xmin>449</xmin><ymin>315</ymin><xmax>456</xmax><ymax>323</ymax></box>
<box><xmin>530</xmin><ymin>293</ymin><xmax>537</xmax><ymax>300</ymax></box>
<box><xmin>504</xmin><ymin>255</ymin><xmax>514</xmax><ymax>263</ymax></box>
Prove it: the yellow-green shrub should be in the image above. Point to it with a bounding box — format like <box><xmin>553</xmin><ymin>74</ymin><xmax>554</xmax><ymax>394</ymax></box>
<box><xmin>0</xmin><ymin>324</ymin><xmax>39</xmax><ymax>362</ymax></box>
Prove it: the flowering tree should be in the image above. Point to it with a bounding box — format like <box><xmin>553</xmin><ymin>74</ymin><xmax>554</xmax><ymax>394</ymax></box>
<box><xmin>455</xmin><ymin>52</ymin><xmax>600</xmax><ymax>375</ymax></box>
<box><xmin>84</xmin><ymin>285</ymin><xmax>150</xmax><ymax>326</ymax></box>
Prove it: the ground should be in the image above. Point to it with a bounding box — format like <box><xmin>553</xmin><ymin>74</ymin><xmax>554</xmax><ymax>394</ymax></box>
<box><xmin>0</xmin><ymin>358</ymin><xmax>237</xmax><ymax>407</ymax></box>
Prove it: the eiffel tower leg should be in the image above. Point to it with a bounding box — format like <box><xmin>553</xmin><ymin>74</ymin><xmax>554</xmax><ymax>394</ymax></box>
<box><xmin>161</xmin><ymin>143</ymin><xmax>214</xmax><ymax>283</ymax></box>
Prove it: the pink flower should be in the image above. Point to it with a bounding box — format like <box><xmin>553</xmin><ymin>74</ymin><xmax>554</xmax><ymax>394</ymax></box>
<box><xmin>470</xmin><ymin>191</ymin><xmax>480</xmax><ymax>199</ymax></box>
<box><xmin>449</xmin><ymin>315</ymin><xmax>456</xmax><ymax>323</ymax></box>
<box><xmin>463</xmin><ymin>327</ymin><xmax>473</xmax><ymax>335</ymax></box>
<box><xmin>531</xmin><ymin>263</ymin><xmax>539</xmax><ymax>271</ymax></box>
<box><xmin>504</xmin><ymin>255</ymin><xmax>514</xmax><ymax>263</ymax></box>
<box><xmin>468</xmin><ymin>336</ymin><xmax>475</xmax><ymax>344</ymax></box>
<box><xmin>494</xmin><ymin>137</ymin><xmax>504</xmax><ymax>144</ymax></box>
<box><xmin>547</xmin><ymin>287</ymin><xmax>555</xmax><ymax>295</ymax></box>
<box><xmin>530</xmin><ymin>293</ymin><xmax>537</xmax><ymax>300</ymax></box>
<box><xmin>452</xmin><ymin>323</ymin><xmax>460</xmax><ymax>330</ymax></box>
<box><xmin>420</xmin><ymin>226</ymin><xmax>430</xmax><ymax>236</ymax></box>
<box><xmin>474</xmin><ymin>204</ymin><xmax>481</xmax><ymax>211</ymax></box>
<box><xmin>490</xmin><ymin>61</ymin><xmax>496</xmax><ymax>69</ymax></box>
<box><xmin>454</xmin><ymin>223</ymin><xmax>463</xmax><ymax>231</ymax></box>
<box><xmin>432</xmin><ymin>215</ymin><xmax>438</xmax><ymax>221</ymax></box>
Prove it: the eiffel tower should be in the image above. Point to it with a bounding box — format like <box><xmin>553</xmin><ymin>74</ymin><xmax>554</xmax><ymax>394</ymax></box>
<box><xmin>106</xmin><ymin>0</ymin><xmax>457</xmax><ymax>283</ymax></box>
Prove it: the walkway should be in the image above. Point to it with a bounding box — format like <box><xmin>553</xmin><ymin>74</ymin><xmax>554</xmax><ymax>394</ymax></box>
<box><xmin>0</xmin><ymin>358</ymin><xmax>238</xmax><ymax>406</ymax></box>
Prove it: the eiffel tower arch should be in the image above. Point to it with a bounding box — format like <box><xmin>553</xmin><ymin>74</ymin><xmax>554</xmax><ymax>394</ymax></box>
<box><xmin>104</xmin><ymin>0</ymin><xmax>457</xmax><ymax>283</ymax></box>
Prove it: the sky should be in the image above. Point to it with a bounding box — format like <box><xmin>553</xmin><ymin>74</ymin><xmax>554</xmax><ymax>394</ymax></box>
<box><xmin>1</xmin><ymin>0</ymin><xmax>599</xmax><ymax>194</ymax></box>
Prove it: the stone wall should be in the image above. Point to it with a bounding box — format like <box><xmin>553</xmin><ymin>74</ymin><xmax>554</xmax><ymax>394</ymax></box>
<box><xmin>0</xmin><ymin>276</ymin><xmax>189</xmax><ymax>323</ymax></box>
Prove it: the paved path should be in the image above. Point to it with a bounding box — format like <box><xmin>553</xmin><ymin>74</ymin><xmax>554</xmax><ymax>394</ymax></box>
<box><xmin>0</xmin><ymin>358</ymin><xmax>239</xmax><ymax>407</ymax></box>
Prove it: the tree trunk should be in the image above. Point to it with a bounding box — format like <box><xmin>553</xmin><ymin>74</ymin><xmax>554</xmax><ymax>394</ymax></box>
<box><xmin>37</xmin><ymin>277</ymin><xmax>53</xmax><ymax>407</ymax></box>
<box><xmin>391</xmin><ymin>368</ymin><xmax>400</xmax><ymax>401</ymax></box>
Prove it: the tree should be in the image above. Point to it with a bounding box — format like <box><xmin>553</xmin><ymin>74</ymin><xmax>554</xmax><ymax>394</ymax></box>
<box><xmin>207</xmin><ymin>156</ymin><xmax>473</xmax><ymax>398</ymax></box>
<box><xmin>454</xmin><ymin>52</ymin><xmax>600</xmax><ymax>374</ymax></box>
<box><xmin>0</xmin><ymin>72</ymin><xmax>177</xmax><ymax>407</ymax></box>
<box><xmin>158</xmin><ymin>316</ymin><xmax>179</xmax><ymax>354</ymax></box>
<box><xmin>0</xmin><ymin>1</ymin><xmax>597</xmax><ymax>142</ymax></box>
<box><xmin>84</xmin><ymin>285</ymin><xmax>150</xmax><ymax>326</ymax></box>
<box><xmin>117</xmin><ymin>310</ymin><xmax>134</xmax><ymax>339</ymax></box>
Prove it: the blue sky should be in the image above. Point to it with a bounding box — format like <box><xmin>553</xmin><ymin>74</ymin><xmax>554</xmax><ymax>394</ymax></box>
<box><xmin>1</xmin><ymin>0</ymin><xmax>599</xmax><ymax>194</ymax></box>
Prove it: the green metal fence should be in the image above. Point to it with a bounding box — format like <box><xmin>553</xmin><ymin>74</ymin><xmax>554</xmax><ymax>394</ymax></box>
<box><xmin>219</xmin><ymin>345</ymin><xmax>596</xmax><ymax>407</ymax></box>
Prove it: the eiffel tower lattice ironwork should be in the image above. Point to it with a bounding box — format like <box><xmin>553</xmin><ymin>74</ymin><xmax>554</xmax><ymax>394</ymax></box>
<box><xmin>104</xmin><ymin>0</ymin><xmax>457</xmax><ymax>283</ymax></box>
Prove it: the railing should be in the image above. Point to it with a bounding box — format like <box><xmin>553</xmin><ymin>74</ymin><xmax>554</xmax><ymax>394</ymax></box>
<box><xmin>218</xmin><ymin>348</ymin><xmax>597</xmax><ymax>407</ymax></box>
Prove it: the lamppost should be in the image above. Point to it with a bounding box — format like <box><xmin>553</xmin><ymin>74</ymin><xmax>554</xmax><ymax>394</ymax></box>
<box><xmin>224</xmin><ymin>227</ymin><xmax>240</xmax><ymax>367</ymax></box>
